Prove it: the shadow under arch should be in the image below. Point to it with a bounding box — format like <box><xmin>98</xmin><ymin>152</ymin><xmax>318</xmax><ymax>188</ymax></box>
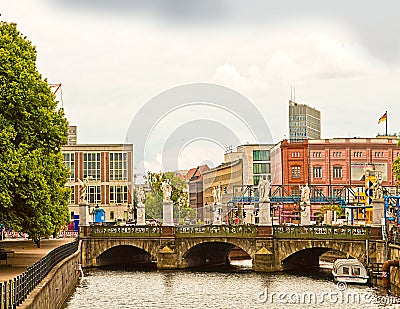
<box><xmin>281</xmin><ymin>247</ymin><xmax>353</xmax><ymax>271</ymax></box>
<box><xmin>182</xmin><ymin>241</ymin><xmax>252</xmax><ymax>268</ymax></box>
<box><xmin>96</xmin><ymin>245</ymin><xmax>156</xmax><ymax>268</ymax></box>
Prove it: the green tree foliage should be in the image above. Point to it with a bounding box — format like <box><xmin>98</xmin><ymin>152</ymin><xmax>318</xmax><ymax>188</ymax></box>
<box><xmin>0</xmin><ymin>22</ymin><xmax>70</xmax><ymax>245</ymax></box>
<box><xmin>144</xmin><ymin>171</ymin><xmax>190</xmax><ymax>222</ymax></box>
<box><xmin>393</xmin><ymin>137</ymin><xmax>400</xmax><ymax>183</ymax></box>
<box><xmin>393</xmin><ymin>158</ymin><xmax>400</xmax><ymax>183</ymax></box>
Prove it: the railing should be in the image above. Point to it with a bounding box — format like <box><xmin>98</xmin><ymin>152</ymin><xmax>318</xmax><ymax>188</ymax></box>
<box><xmin>0</xmin><ymin>238</ymin><xmax>79</xmax><ymax>309</ymax></box>
<box><xmin>176</xmin><ymin>225</ymin><xmax>257</xmax><ymax>237</ymax></box>
<box><xmin>89</xmin><ymin>225</ymin><xmax>162</xmax><ymax>237</ymax></box>
<box><xmin>273</xmin><ymin>225</ymin><xmax>370</xmax><ymax>239</ymax></box>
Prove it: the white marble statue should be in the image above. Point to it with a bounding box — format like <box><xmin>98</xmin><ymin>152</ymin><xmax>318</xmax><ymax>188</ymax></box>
<box><xmin>300</xmin><ymin>183</ymin><xmax>311</xmax><ymax>205</ymax></box>
<box><xmin>77</xmin><ymin>176</ymin><xmax>91</xmax><ymax>204</ymax></box>
<box><xmin>258</xmin><ymin>177</ymin><xmax>271</xmax><ymax>202</ymax></box>
<box><xmin>136</xmin><ymin>187</ymin><xmax>145</xmax><ymax>205</ymax></box>
<box><xmin>161</xmin><ymin>179</ymin><xmax>172</xmax><ymax>203</ymax></box>
<box><xmin>372</xmin><ymin>177</ymin><xmax>384</xmax><ymax>200</ymax></box>
<box><xmin>212</xmin><ymin>186</ymin><xmax>220</xmax><ymax>204</ymax></box>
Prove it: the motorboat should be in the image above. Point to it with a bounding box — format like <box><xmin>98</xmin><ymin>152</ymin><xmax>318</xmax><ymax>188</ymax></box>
<box><xmin>332</xmin><ymin>259</ymin><xmax>369</xmax><ymax>284</ymax></box>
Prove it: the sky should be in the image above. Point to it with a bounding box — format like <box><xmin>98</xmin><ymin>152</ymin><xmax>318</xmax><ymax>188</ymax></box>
<box><xmin>2</xmin><ymin>0</ymin><xmax>400</xmax><ymax>175</ymax></box>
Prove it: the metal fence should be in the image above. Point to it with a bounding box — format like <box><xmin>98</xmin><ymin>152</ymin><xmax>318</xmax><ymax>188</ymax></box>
<box><xmin>0</xmin><ymin>238</ymin><xmax>79</xmax><ymax>309</ymax></box>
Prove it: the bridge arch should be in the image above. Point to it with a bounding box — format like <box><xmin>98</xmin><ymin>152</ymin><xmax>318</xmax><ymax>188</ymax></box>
<box><xmin>180</xmin><ymin>238</ymin><xmax>255</xmax><ymax>268</ymax></box>
<box><xmin>278</xmin><ymin>239</ymin><xmax>367</xmax><ymax>270</ymax></box>
<box><xmin>83</xmin><ymin>238</ymin><xmax>161</xmax><ymax>267</ymax></box>
<box><xmin>96</xmin><ymin>245</ymin><xmax>155</xmax><ymax>267</ymax></box>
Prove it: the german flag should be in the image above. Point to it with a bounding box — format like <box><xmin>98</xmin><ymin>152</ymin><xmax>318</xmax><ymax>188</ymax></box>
<box><xmin>378</xmin><ymin>112</ymin><xmax>387</xmax><ymax>124</ymax></box>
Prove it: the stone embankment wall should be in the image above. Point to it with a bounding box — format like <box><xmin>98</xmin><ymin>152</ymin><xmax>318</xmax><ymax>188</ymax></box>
<box><xmin>19</xmin><ymin>244</ymin><xmax>82</xmax><ymax>309</ymax></box>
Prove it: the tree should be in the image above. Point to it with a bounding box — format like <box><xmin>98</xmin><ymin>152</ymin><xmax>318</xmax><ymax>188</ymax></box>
<box><xmin>144</xmin><ymin>171</ymin><xmax>190</xmax><ymax>222</ymax></box>
<box><xmin>393</xmin><ymin>137</ymin><xmax>400</xmax><ymax>183</ymax></box>
<box><xmin>393</xmin><ymin>158</ymin><xmax>400</xmax><ymax>183</ymax></box>
<box><xmin>0</xmin><ymin>22</ymin><xmax>70</xmax><ymax>246</ymax></box>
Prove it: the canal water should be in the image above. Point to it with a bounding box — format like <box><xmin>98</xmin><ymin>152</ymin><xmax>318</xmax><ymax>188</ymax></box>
<box><xmin>64</xmin><ymin>261</ymin><xmax>400</xmax><ymax>309</ymax></box>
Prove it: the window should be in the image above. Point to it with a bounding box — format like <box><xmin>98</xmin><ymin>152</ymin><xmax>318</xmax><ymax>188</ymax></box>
<box><xmin>353</xmin><ymin>267</ymin><xmax>360</xmax><ymax>276</ymax></box>
<box><xmin>313</xmin><ymin>166</ymin><xmax>322</xmax><ymax>178</ymax></box>
<box><xmin>312</xmin><ymin>152</ymin><xmax>321</xmax><ymax>158</ymax></box>
<box><xmin>110</xmin><ymin>211</ymin><xmax>115</xmax><ymax>221</ymax></box>
<box><xmin>84</xmin><ymin>153</ymin><xmax>101</xmax><ymax>180</ymax></box>
<box><xmin>253</xmin><ymin>163</ymin><xmax>270</xmax><ymax>174</ymax></box>
<box><xmin>343</xmin><ymin>267</ymin><xmax>349</xmax><ymax>275</ymax></box>
<box><xmin>63</xmin><ymin>153</ymin><xmax>75</xmax><ymax>180</ymax></box>
<box><xmin>292</xmin><ymin>188</ymin><xmax>300</xmax><ymax>196</ymax></box>
<box><xmin>353</xmin><ymin>151</ymin><xmax>362</xmax><ymax>157</ymax></box>
<box><xmin>333</xmin><ymin>166</ymin><xmax>343</xmax><ymax>178</ymax></box>
<box><xmin>110</xmin><ymin>186</ymin><xmax>128</xmax><ymax>204</ymax></box>
<box><xmin>87</xmin><ymin>186</ymin><xmax>101</xmax><ymax>204</ymax></box>
<box><xmin>68</xmin><ymin>186</ymin><xmax>75</xmax><ymax>204</ymax></box>
<box><xmin>332</xmin><ymin>188</ymin><xmax>342</xmax><ymax>197</ymax></box>
<box><xmin>315</xmin><ymin>188</ymin><xmax>323</xmax><ymax>197</ymax></box>
<box><xmin>291</xmin><ymin>166</ymin><xmax>301</xmax><ymax>178</ymax></box>
<box><xmin>110</xmin><ymin>153</ymin><xmax>127</xmax><ymax>180</ymax></box>
<box><xmin>291</xmin><ymin>151</ymin><xmax>301</xmax><ymax>158</ymax></box>
<box><xmin>253</xmin><ymin>175</ymin><xmax>261</xmax><ymax>186</ymax></box>
<box><xmin>253</xmin><ymin>150</ymin><xmax>270</xmax><ymax>161</ymax></box>
<box><xmin>333</xmin><ymin>166</ymin><xmax>342</xmax><ymax>178</ymax></box>
<box><xmin>333</xmin><ymin>152</ymin><xmax>342</xmax><ymax>157</ymax></box>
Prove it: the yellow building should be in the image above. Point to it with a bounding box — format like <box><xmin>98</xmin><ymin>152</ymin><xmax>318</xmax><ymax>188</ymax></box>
<box><xmin>202</xmin><ymin>159</ymin><xmax>243</xmax><ymax>223</ymax></box>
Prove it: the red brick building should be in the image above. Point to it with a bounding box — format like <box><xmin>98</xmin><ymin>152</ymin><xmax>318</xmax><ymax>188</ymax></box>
<box><xmin>271</xmin><ymin>136</ymin><xmax>400</xmax><ymax>195</ymax></box>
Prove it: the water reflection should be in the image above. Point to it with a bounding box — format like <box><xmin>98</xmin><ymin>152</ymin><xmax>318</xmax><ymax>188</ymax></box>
<box><xmin>64</xmin><ymin>261</ymin><xmax>400</xmax><ymax>309</ymax></box>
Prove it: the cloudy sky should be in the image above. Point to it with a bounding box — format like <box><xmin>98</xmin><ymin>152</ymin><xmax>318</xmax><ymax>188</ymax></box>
<box><xmin>2</xmin><ymin>1</ymin><xmax>400</xmax><ymax>172</ymax></box>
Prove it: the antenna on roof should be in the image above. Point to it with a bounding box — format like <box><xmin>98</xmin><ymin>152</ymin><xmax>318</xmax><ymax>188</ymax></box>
<box><xmin>293</xmin><ymin>86</ymin><xmax>296</xmax><ymax>102</ymax></box>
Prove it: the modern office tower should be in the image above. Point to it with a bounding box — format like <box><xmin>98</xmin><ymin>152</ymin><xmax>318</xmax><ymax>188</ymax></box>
<box><xmin>289</xmin><ymin>100</ymin><xmax>321</xmax><ymax>141</ymax></box>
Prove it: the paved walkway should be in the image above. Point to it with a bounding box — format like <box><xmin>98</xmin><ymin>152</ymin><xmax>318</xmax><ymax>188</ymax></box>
<box><xmin>0</xmin><ymin>238</ymin><xmax>75</xmax><ymax>282</ymax></box>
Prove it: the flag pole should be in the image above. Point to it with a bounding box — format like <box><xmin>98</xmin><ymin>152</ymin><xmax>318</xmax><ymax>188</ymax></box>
<box><xmin>386</xmin><ymin>111</ymin><xmax>388</xmax><ymax>136</ymax></box>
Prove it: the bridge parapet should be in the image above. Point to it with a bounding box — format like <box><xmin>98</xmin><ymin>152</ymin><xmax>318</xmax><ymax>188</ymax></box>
<box><xmin>87</xmin><ymin>225</ymin><xmax>162</xmax><ymax>237</ymax></box>
<box><xmin>273</xmin><ymin>225</ymin><xmax>370</xmax><ymax>239</ymax></box>
<box><xmin>176</xmin><ymin>225</ymin><xmax>257</xmax><ymax>237</ymax></box>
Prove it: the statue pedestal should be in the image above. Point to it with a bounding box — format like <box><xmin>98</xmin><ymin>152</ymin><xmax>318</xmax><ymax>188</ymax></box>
<box><xmin>258</xmin><ymin>200</ymin><xmax>272</xmax><ymax>226</ymax></box>
<box><xmin>372</xmin><ymin>199</ymin><xmax>384</xmax><ymax>227</ymax></box>
<box><xmin>213</xmin><ymin>203</ymin><xmax>222</xmax><ymax>225</ymax></box>
<box><xmin>136</xmin><ymin>203</ymin><xmax>146</xmax><ymax>225</ymax></box>
<box><xmin>79</xmin><ymin>203</ymin><xmax>90</xmax><ymax>226</ymax></box>
<box><xmin>163</xmin><ymin>201</ymin><xmax>174</xmax><ymax>226</ymax></box>
<box><xmin>300</xmin><ymin>204</ymin><xmax>311</xmax><ymax>226</ymax></box>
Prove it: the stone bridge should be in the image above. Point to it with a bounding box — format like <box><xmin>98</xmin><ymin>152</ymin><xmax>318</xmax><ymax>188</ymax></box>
<box><xmin>80</xmin><ymin>225</ymin><xmax>385</xmax><ymax>272</ymax></box>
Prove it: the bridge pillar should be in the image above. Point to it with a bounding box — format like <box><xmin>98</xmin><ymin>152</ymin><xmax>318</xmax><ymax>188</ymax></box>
<box><xmin>157</xmin><ymin>246</ymin><xmax>179</xmax><ymax>269</ymax></box>
<box><xmin>161</xmin><ymin>226</ymin><xmax>175</xmax><ymax>237</ymax></box>
<box><xmin>257</xmin><ymin>226</ymin><xmax>272</xmax><ymax>236</ymax></box>
<box><xmin>253</xmin><ymin>246</ymin><xmax>277</xmax><ymax>272</ymax></box>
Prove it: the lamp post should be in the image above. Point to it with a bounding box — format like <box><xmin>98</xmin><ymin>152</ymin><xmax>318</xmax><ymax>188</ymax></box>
<box><xmin>88</xmin><ymin>204</ymin><xmax>99</xmax><ymax>224</ymax></box>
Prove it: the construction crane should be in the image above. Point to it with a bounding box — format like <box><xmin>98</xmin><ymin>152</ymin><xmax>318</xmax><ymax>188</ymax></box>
<box><xmin>49</xmin><ymin>83</ymin><xmax>64</xmax><ymax>108</ymax></box>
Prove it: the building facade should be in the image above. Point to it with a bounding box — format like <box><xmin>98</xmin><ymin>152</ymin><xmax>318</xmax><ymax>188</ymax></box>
<box><xmin>62</xmin><ymin>143</ymin><xmax>134</xmax><ymax>225</ymax></box>
<box><xmin>289</xmin><ymin>100</ymin><xmax>321</xmax><ymax>141</ymax></box>
<box><xmin>202</xmin><ymin>159</ymin><xmax>243</xmax><ymax>223</ymax></box>
<box><xmin>185</xmin><ymin>165</ymin><xmax>210</xmax><ymax>221</ymax></box>
<box><xmin>224</xmin><ymin>144</ymin><xmax>274</xmax><ymax>186</ymax></box>
<box><xmin>271</xmin><ymin>137</ymin><xmax>400</xmax><ymax>195</ymax></box>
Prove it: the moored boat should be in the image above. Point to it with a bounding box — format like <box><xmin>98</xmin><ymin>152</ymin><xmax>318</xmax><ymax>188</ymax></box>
<box><xmin>332</xmin><ymin>259</ymin><xmax>369</xmax><ymax>284</ymax></box>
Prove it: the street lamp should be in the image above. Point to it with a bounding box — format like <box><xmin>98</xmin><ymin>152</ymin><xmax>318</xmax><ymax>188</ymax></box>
<box><xmin>88</xmin><ymin>204</ymin><xmax>99</xmax><ymax>224</ymax></box>
<box><xmin>127</xmin><ymin>204</ymin><xmax>137</xmax><ymax>225</ymax></box>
